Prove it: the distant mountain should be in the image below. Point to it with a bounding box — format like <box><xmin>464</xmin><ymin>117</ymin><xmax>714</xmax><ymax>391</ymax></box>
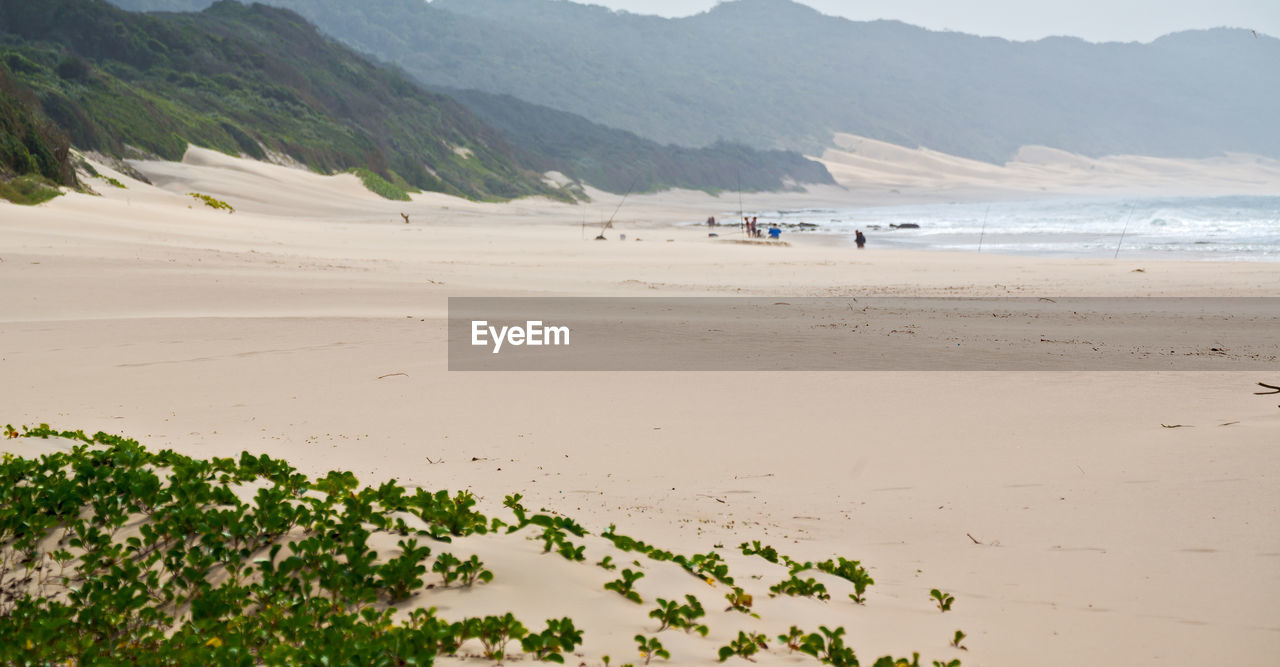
<box><xmin>444</xmin><ymin>88</ymin><xmax>833</xmax><ymax>194</ymax></box>
<box><xmin>106</xmin><ymin>0</ymin><xmax>1280</xmax><ymax>163</ymax></box>
<box><xmin>0</xmin><ymin>0</ymin><xmax>564</xmax><ymax>201</ymax></box>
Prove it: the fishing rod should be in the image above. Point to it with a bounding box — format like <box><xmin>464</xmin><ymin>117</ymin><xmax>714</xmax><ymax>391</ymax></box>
<box><xmin>737</xmin><ymin>171</ymin><xmax>745</xmax><ymax>237</ymax></box>
<box><xmin>1114</xmin><ymin>204</ymin><xmax>1136</xmax><ymax>259</ymax></box>
<box><xmin>977</xmin><ymin>204</ymin><xmax>990</xmax><ymax>253</ymax></box>
<box><xmin>598</xmin><ymin>175</ymin><xmax>640</xmax><ymax>239</ymax></box>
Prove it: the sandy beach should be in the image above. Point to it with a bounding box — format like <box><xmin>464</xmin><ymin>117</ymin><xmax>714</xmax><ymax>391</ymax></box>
<box><xmin>2</xmin><ymin>146</ymin><xmax>1278</xmax><ymax>665</ymax></box>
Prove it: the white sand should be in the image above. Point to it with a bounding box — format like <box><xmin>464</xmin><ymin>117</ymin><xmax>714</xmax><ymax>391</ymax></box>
<box><xmin>2</xmin><ymin>145</ymin><xmax>1278</xmax><ymax>665</ymax></box>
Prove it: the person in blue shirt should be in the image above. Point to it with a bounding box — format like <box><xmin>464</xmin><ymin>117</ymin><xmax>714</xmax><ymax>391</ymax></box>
<box><xmin>768</xmin><ymin>224</ymin><xmax>781</xmax><ymax>240</ymax></box>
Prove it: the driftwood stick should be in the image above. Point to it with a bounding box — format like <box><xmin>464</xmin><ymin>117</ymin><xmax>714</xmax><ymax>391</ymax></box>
<box><xmin>377</xmin><ymin>372</ymin><xmax>409</xmax><ymax>380</ymax></box>
<box><xmin>1255</xmin><ymin>382</ymin><xmax>1280</xmax><ymax>395</ymax></box>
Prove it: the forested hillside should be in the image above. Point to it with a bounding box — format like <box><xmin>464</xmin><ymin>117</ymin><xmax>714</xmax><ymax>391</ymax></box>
<box><xmin>0</xmin><ymin>0</ymin><xmax>563</xmax><ymax>201</ymax></box>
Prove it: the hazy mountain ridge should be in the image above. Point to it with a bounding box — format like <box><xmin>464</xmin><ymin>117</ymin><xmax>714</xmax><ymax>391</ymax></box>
<box><xmin>443</xmin><ymin>88</ymin><xmax>834</xmax><ymax>194</ymax></box>
<box><xmin>108</xmin><ymin>0</ymin><xmax>1280</xmax><ymax>164</ymax></box>
<box><xmin>88</xmin><ymin>0</ymin><xmax>835</xmax><ymax>195</ymax></box>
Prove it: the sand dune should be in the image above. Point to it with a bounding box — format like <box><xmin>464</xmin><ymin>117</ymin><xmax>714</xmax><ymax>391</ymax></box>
<box><xmin>821</xmin><ymin>133</ymin><xmax>1280</xmax><ymax>196</ymax></box>
<box><xmin>2</xmin><ymin>149</ymin><xmax>1278</xmax><ymax>665</ymax></box>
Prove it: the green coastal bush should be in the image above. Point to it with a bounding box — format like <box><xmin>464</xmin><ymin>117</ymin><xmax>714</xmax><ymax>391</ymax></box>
<box><xmin>0</xmin><ymin>174</ymin><xmax>61</xmax><ymax>205</ymax></box>
<box><xmin>0</xmin><ymin>424</ymin><xmax>956</xmax><ymax>665</ymax></box>
<box><xmin>350</xmin><ymin>166</ymin><xmax>412</xmax><ymax>201</ymax></box>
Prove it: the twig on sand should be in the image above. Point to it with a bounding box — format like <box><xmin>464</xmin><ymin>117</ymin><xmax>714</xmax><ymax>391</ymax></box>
<box><xmin>376</xmin><ymin>372</ymin><xmax>409</xmax><ymax>380</ymax></box>
<box><xmin>1219</xmin><ymin>421</ymin><xmax>1240</xmax><ymax>427</ymax></box>
<box><xmin>1255</xmin><ymin>382</ymin><xmax>1280</xmax><ymax>395</ymax></box>
<box><xmin>1038</xmin><ymin>297</ymin><xmax>1057</xmax><ymax>303</ymax></box>
<box><xmin>1161</xmin><ymin>424</ymin><xmax>1192</xmax><ymax>428</ymax></box>
<box><xmin>966</xmin><ymin>533</ymin><xmax>982</xmax><ymax>545</ymax></box>
<box><xmin>698</xmin><ymin>494</ymin><xmax>727</xmax><ymax>504</ymax></box>
<box><xmin>425</xmin><ymin>456</ymin><xmax>440</xmax><ymax>465</ymax></box>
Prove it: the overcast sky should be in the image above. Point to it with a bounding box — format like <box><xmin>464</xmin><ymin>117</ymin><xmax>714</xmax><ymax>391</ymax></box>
<box><xmin>583</xmin><ymin>0</ymin><xmax>1279</xmax><ymax>43</ymax></box>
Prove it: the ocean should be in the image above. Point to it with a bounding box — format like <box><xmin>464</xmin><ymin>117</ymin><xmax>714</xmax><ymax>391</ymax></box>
<box><xmin>753</xmin><ymin>195</ymin><xmax>1280</xmax><ymax>261</ymax></box>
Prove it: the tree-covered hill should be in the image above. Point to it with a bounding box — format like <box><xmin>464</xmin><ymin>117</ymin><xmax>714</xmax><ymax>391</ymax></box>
<box><xmin>0</xmin><ymin>0</ymin><xmax>563</xmax><ymax>201</ymax></box>
<box><xmin>0</xmin><ymin>61</ymin><xmax>76</xmax><ymax>204</ymax></box>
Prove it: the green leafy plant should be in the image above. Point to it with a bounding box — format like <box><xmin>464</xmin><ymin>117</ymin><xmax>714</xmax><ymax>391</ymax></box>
<box><xmin>930</xmin><ymin>589</ymin><xmax>955</xmax><ymax>612</ymax></box>
<box><xmin>376</xmin><ymin>538</ymin><xmax>432</xmax><ymax>601</ymax></box>
<box><xmin>724</xmin><ymin>586</ymin><xmax>756</xmax><ymax>616</ymax></box>
<box><xmin>817</xmin><ymin>557</ymin><xmax>874</xmax><ymax>604</ymax></box>
<box><xmin>605</xmin><ymin>568</ymin><xmax>645</xmax><ymax>603</ymax></box>
<box><xmin>677</xmin><ymin>551</ymin><xmax>734</xmax><ymax>585</ymax></box>
<box><xmin>739</xmin><ymin>541</ymin><xmax>779</xmax><ymax>563</ymax></box>
<box><xmin>933</xmin><ymin>660</ymin><xmax>962</xmax><ymax>667</ymax></box>
<box><xmin>520</xmin><ymin>617</ymin><xmax>584</xmax><ymax>663</ymax></box>
<box><xmin>538</xmin><ymin>525</ymin><xmax>586</xmax><ymax>562</ymax></box>
<box><xmin>433</xmin><ymin>553</ymin><xmax>493</xmax><ymax>587</ymax></box>
<box><xmin>783</xmin><ymin>555</ymin><xmax>814</xmax><ymax>575</ymax></box>
<box><xmin>795</xmin><ymin>626</ymin><xmax>859</xmax><ymax>667</ymax></box>
<box><xmin>648</xmin><ymin>595</ymin><xmax>707</xmax><ymax>635</ymax></box>
<box><xmin>769</xmin><ymin>575</ymin><xmax>830</xmax><ymax>601</ymax></box>
<box><xmin>187</xmin><ymin>192</ymin><xmax>234</xmax><ymax>213</ymax></box>
<box><xmin>0</xmin><ymin>424</ymin><xmax>526</xmax><ymax>664</ymax></box>
<box><xmin>635</xmin><ymin>635</ymin><xmax>669</xmax><ymax>665</ymax></box>
<box><xmin>597</xmin><ymin>555</ymin><xmax>617</xmax><ymax>571</ymax></box>
<box><xmin>872</xmin><ymin>655</ymin><xmax>921</xmax><ymax>667</ymax></box>
<box><xmin>718</xmin><ymin>631</ymin><xmax>768</xmax><ymax>662</ymax></box>
<box><xmin>950</xmin><ymin>630</ymin><xmax>966</xmax><ymax>650</ymax></box>
<box><xmin>465</xmin><ymin>613</ymin><xmax>527</xmax><ymax>661</ymax></box>
<box><xmin>778</xmin><ymin>626</ymin><xmax>806</xmax><ymax>653</ymax></box>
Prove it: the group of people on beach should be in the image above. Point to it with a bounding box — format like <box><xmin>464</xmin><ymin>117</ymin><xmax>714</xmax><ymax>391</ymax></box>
<box><xmin>742</xmin><ymin>216</ymin><xmax>782</xmax><ymax>240</ymax></box>
<box><xmin>707</xmin><ymin>215</ymin><xmax>866</xmax><ymax>247</ymax></box>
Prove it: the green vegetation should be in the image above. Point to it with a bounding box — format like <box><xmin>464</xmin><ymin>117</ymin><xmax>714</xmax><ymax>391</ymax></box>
<box><xmin>0</xmin><ymin>424</ymin><xmax>962</xmax><ymax>664</ymax></box>
<box><xmin>649</xmin><ymin>595</ymin><xmax>708</xmax><ymax>636</ymax></box>
<box><xmin>349</xmin><ymin>166</ymin><xmax>412</xmax><ymax>201</ymax></box>
<box><xmin>604</xmin><ymin>568</ymin><xmax>645</xmax><ymax>604</ymax></box>
<box><xmin>0</xmin><ymin>0</ymin><xmax>564</xmax><ymax>202</ymax></box>
<box><xmin>769</xmin><ymin>575</ymin><xmax>831</xmax><ymax>601</ymax></box>
<box><xmin>0</xmin><ymin>173</ymin><xmax>60</xmax><ymax>205</ymax></box>
<box><xmin>817</xmin><ymin>557</ymin><xmax>875</xmax><ymax>604</ymax></box>
<box><xmin>930</xmin><ymin>589</ymin><xmax>956</xmax><ymax>612</ymax></box>
<box><xmin>718</xmin><ymin>631</ymin><xmax>769</xmax><ymax>662</ymax></box>
<box><xmin>520</xmin><ymin>618</ymin><xmax>583</xmax><ymax>664</ymax></box>
<box><xmin>740</xmin><ymin>541</ymin><xmax>780</xmax><ymax>563</ymax></box>
<box><xmin>635</xmin><ymin>635</ymin><xmax>670</xmax><ymax>664</ymax></box>
<box><xmin>187</xmin><ymin>191</ymin><xmax>233</xmax><ymax>212</ymax></box>
<box><xmin>724</xmin><ymin>586</ymin><xmax>756</xmax><ymax>616</ymax></box>
<box><xmin>0</xmin><ymin>60</ymin><xmax>75</xmax><ymax>203</ymax></box>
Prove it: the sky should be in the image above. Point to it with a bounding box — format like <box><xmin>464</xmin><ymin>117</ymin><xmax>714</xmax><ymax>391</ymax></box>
<box><xmin>584</xmin><ymin>0</ymin><xmax>1280</xmax><ymax>43</ymax></box>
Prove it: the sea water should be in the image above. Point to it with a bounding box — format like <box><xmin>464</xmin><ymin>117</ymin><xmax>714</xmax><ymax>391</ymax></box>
<box><xmin>755</xmin><ymin>196</ymin><xmax>1280</xmax><ymax>261</ymax></box>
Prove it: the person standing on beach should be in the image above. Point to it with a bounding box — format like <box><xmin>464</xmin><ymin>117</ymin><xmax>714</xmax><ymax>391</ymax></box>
<box><xmin>855</xmin><ymin>230</ymin><xmax>866</xmax><ymax>249</ymax></box>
